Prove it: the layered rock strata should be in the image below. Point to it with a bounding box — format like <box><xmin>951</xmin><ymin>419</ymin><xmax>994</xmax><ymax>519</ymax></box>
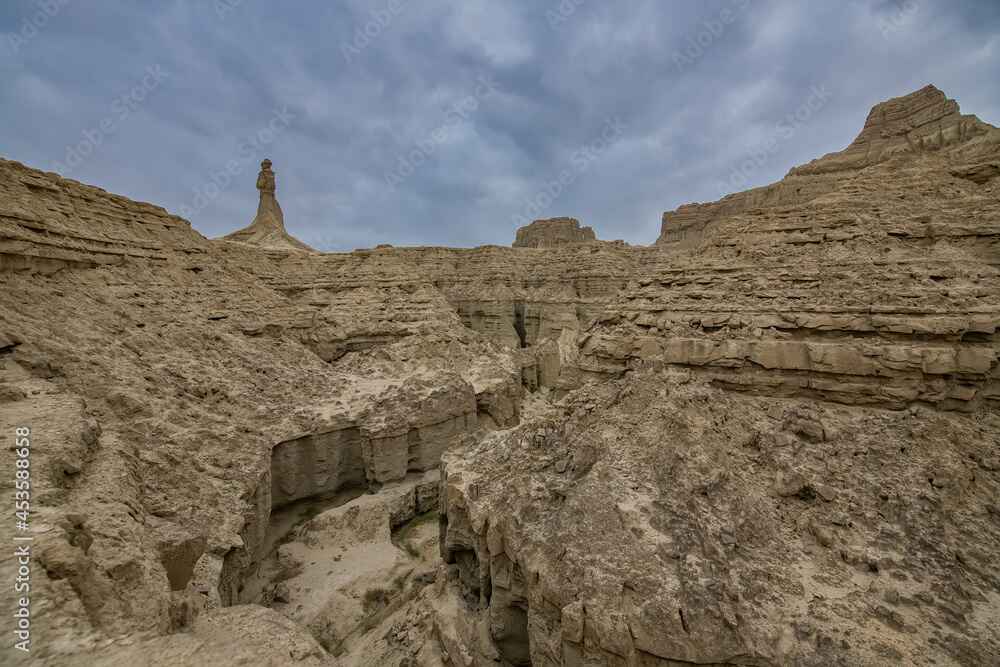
<box><xmin>0</xmin><ymin>84</ymin><xmax>997</xmax><ymax>666</ymax></box>
<box><xmin>0</xmin><ymin>181</ymin><xmax>517</xmax><ymax>663</ymax></box>
<box><xmin>440</xmin><ymin>369</ymin><xmax>1000</xmax><ymax>665</ymax></box>
<box><xmin>656</xmin><ymin>85</ymin><xmax>997</xmax><ymax>248</ymax></box>
<box><xmin>230</xmin><ymin>241</ymin><xmax>641</xmax><ymax>360</ymax></box>
<box><xmin>0</xmin><ymin>157</ymin><xmax>206</xmax><ymax>272</ymax></box>
<box><xmin>513</xmin><ymin>217</ymin><xmax>598</xmax><ymax>248</ymax></box>
<box><xmin>595</xmin><ymin>85</ymin><xmax>1000</xmax><ymax>411</ymax></box>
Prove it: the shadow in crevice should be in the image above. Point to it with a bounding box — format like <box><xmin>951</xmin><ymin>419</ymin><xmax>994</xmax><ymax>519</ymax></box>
<box><xmin>513</xmin><ymin>302</ymin><xmax>528</xmax><ymax>348</ymax></box>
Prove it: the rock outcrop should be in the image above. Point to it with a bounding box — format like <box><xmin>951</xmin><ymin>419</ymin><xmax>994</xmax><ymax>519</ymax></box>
<box><xmin>1</xmin><ymin>84</ymin><xmax>998</xmax><ymax>666</ymax></box>
<box><xmin>0</xmin><ymin>160</ymin><xmax>519</xmax><ymax>663</ymax></box>
<box><xmin>239</xmin><ymin>241</ymin><xmax>639</xmax><ymax>363</ymax></box>
<box><xmin>656</xmin><ymin>85</ymin><xmax>998</xmax><ymax>248</ymax></box>
<box><xmin>0</xmin><ymin>157</ymin><xmax>206</xmax><ymax>272</ymax></box>
<box><xmin>791</xmin><ymin>84</ymin><xmax>996</xmax><ymax>176</ymax></box>
<box><xmin>222</xmin><ymin>159</ymin><xmax>315</xmax><ymax>252</ymax></box>
<box><xmin>615</xmin><ymin>85</ymin><xmax>1000</xmax><ymax>412</ymax></box>
<box><xmin>440</xmin><ymin>370</ymin><xmax>1000</xmax><ymax>665</ymax></box>
<box><xmin>513</xmin><ymin>217</ymin><xmax>597</xmax><ymax>248</ymax></box>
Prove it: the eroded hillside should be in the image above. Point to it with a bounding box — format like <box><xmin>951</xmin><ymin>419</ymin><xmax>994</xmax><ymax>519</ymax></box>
<box><xmin>0</xmin><ymin>85</ymin><xmax>998</xmax><ymax>666</ymax></box>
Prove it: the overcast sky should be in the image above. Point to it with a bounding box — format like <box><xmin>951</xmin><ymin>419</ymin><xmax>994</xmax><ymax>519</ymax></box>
<box><xmin>2</xmin><ymin>1</ymin><xmax>998</xmax><ymax>250</ymax></box>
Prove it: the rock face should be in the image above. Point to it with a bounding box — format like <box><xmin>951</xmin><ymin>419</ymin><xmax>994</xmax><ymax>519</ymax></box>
<box><xmin>513</xmin><ymin>217</ymin><xmax>597</xmax><ymax>248</ymax></box>
<box><xmin>248</xmin><ymin>242</ymin><xmax>639</xmax><ymax>371</ymax></box>
<box><xmin>621</xmin><ymin>84</ymin><xmax>1000</xmax><ymax>412</ymax></box>
<box><xmin>792</xmin><ymin>84</ymin><xmax>995</xmax><ymax>176</ymax></box>
<box><xmin>1</xmin><ymin>85</ymin><xmax>998</xmax><ymax>665</ymax></box>
<box><xmin>0</xmin><ymin>157</ymin><xmax>206</xmax><ymax>272</ymax></box>
<box><xmin>271</xmin><ymin>471</ymin><xmax>441</xmax><ymax>655</ymax></box>
<box><xmin>441</xmin><ymin>370</ymin><xmax>1000</xmax><ymax>666</ymax></box>
<box><xmin>222</xmin><ymin>159</ymin><xmax>315</xmax><ymax>252</ymax></box>
<box><xmin>656</xmin><ymin>85</ymin><xmax>997</xmax><ymax>248</ymax></box>
<box><xmin>0</xmin><ymin>161</ymin><xmax>520</xmax><ymax>663</ymax></box>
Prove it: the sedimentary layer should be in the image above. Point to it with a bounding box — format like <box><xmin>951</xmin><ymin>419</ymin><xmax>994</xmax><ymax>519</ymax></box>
<box><xmin>0</xmin><ymin>84</ymin><xmax>998</xmax><ymax>665</ymax></box>
<box><xmin>440</xmin><ymin>369</ymin><xmax>1000</xmax><ymax>665</ymax></box>
<box><xmin>513</xmin><ymin>217</ymin><xmax>598</xmax><ymax>248</ymax></box>
<box><xmin>601</xmin><ymin>86</ymin><xmax>1000</xmax><ymax>411</ymax></box>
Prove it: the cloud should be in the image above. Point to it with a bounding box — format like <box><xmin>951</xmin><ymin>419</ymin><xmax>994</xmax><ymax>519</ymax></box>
<box><xmin>0</xmin><ymin>0</ymin><xmax>997</xmax><ymax>250</ymax></box>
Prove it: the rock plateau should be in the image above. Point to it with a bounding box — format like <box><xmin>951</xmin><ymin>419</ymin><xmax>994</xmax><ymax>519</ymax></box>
<box><xmin>513</xmin><ymin>218</ymin><xmax>598</xmax><ymax>248</ymax></box>
<box><xmin>0</xmin><ymin>85</ymin><xmax>998</xmax><ymax>666</ymax></box>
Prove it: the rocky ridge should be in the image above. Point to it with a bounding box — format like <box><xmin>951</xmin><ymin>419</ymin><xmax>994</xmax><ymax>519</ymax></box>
<box><xmin>0</xmin><ymin>85</ymin><xmax>997</xmax><ymax>665</ymax></box>
<box><xmin>441</xmin><ymin>369</ymin><xmax>1000</xmax><ymax>665</ymax></box>
<box><xmin>513</xmin><ymin>218</ymin><xmax>598</xmax><ymax>248</ymax></box>
<box><xmin>656</xmin><ymin>85</ymin><xmax>997</xmax><ymax>247</ymax></box>
<box><xmin>600</xmin><ymin>85</ymin><xmax>1000</xmax><ymax>413</ymax></box>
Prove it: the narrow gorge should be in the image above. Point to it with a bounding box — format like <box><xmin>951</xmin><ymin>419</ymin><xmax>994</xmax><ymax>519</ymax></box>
<box><xmin>1</xmin><ymin>85</ymin><xmax>998</xmax><ymax>665</ymax></box>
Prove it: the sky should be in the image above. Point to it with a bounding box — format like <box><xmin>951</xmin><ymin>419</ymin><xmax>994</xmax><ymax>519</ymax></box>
<box><xmin>2</xmin><ymin>1</ymin><xmax>998</xmax><ymax>251</ymax></box>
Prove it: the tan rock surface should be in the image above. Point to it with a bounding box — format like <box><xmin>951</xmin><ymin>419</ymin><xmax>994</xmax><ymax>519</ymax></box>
<box><xmin>222</xmin><ymin>159</ymin><xmax>315</xmax><ymax>253</ymax></box>
<box><xmin>0</xmin><ymin>85</ymin><xmax>997</xmax><ymax>665</ymax></box>
<box><xmin>440</xmin><ymin>369</ymin><xmax>1000</xmax><ymax>665</ymax></box>
<box><xmin>513</xmin><ymin>218</ymin><xmax>598</xmax><ymax>248</ymax></box>
<box><xmin>606</xmin><ymin>85</ymin><xmax>1000</xmax><ymax>412</ymax></box>
<box><xmin>655</xmin><ymin>85</ymin><xmax>998</xmax><ymax>248</ymax></box>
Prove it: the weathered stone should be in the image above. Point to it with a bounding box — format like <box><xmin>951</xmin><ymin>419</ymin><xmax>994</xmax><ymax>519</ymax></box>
<box><xmin>512</xmin><ymin>217</ymin><xmax>597</xmax><ymax>248</ymax></box>
<box><xmin>221</xmin><ymin>159</ymin><xmax>315</xmax><ymax>252</ymax></box>
<box><xmin>1</xmin><ymin>84</ymin><xmax>998</xmax><ymax>666</ymax></box>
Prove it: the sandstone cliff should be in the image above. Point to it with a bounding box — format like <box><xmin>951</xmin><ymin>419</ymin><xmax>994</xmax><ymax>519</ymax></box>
<box><xmin>0</xmin><ymin>84</ymin><xmax>998</xmax><ymax>666</ymax></box>
<box><xmin>0</xmin><ymin>157</ymin><xmax>207</xmax><ymax>272</ymax></box>
<box><xmin>221</xmin><ymin>159</ymin><xmax>315</xmax><ymax>253</ymax></box>
<box><xmin>441</xmin><ymin>368</ymin><xmax>1000</xmax><ymax>665</ymax></box>
<box><xmin>656</xmin><ymin>85</ymin><xmax>998</xmax><ymax>248</ymax></box>
<box><xmin>513</xmin><ymin>217</ymin><xmax>598</xmax><ymax>248</ymax></box>
<box><xmin>611</xmin><ymin>85</ymin><xmax>1000</xmax><ymax>413</ymax></box>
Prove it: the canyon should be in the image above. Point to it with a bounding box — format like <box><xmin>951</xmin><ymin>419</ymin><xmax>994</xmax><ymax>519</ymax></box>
<box><xmin>0</xmin><ymin>84</ymin><xmax>998</xmax><ymax>665</ymax></box>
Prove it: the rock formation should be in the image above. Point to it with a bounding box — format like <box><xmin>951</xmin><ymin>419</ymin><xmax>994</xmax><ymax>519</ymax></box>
<box><xmin>513</xmin><ymin>217</ymin><xmax>597</xmax><ymax>248</ymax></box>
<box><xmin>222</xmin><ymin>159</ymin><xmax>315</xmax><ymax>252</ymax></box>
<box><xmin>0</xmin><ymin>157</ymin><xmax>205</xmax><ymax>272</ymax></box>
<box><xmin>1</xmin><ymin>85</ymin><xmax>998</xmax><ymax>666</ymax></box>
<box><xmin>441</xmin><ymin>369</ymin><xmax>1000</xmax><ymax>666</ymax></box>
<box><xmin>599</xmin><ymin>85</ymin><xmax>1000</xmax><ymax>415</ymax></box>
<box><xmin>791</xmin><ymin>84</ymin><xmax>995</xmax><ymax>176</ymax></box>
<box><xmin>656</xmin><ymin>85</ymin><xmax>997</xmax><ymax>248</ymax></box>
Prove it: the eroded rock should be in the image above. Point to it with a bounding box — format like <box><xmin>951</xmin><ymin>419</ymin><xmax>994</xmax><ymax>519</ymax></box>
<box><xmin>513</xmin><ymin>218</ymin><xmax>597</xmax><ymax>248</ymax></box>
<box><xmin>1</xmin><ymin>84</ymin><xmax>998</xmax><ymax>666</ymax></box>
